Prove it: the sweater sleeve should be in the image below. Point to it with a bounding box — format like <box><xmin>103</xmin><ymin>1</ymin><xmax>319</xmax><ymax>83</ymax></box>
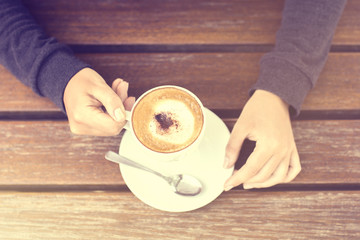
<box><xmin>0</xmin><ymin>0</ymin><xmax>89</xmax><ymax>112</ymax></box>
<box><xmin>250</xmin><ymin>0</ymin><xmax>347</xmax><ymax>116</ymax></box>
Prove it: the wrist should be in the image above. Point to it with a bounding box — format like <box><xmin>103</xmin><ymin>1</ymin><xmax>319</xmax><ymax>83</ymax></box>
<box><xmin>252</xmin><ymin>89</ymin><xmax>290</xmax><ymax>111</ymax></box>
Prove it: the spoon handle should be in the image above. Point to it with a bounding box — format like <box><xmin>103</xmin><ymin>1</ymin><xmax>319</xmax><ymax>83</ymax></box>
<box><xmin>105</xmin><ymin>151</ymin><xmax>167</xmax><ymax>180</ymax></box>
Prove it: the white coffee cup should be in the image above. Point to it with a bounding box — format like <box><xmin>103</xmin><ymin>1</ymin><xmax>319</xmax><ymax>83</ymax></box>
<box><xmin>124</xmin><ymin>85</ymin><xmax>206</xmax><ymax>161</ymax></box>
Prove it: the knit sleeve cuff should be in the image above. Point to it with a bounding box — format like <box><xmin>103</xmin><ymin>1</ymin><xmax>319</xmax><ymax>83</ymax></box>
<box><xmin>36</xmin><ymin>48</ymin><xmax>90</xmax><ymax>112</ymax></box>
<box><xmin>249</xmin><ymin>57</ymin><xmax>313</xmax><ymax>117</ymax></box>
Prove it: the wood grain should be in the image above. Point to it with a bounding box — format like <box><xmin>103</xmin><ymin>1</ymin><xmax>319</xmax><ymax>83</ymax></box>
<box><xmin>0</xmin><ymin>121</ymin><xmax>122</xmax><ymax>186</ymax></box>
<box><xmin>0</xmin><ymin>191</ymin><xmax>359</xmax><ymax>239</ymax></box>
<box><xmin>0</xmin><ymin>120</ymin><xmax>359</xmax><ymax>187</ymax></box>
<box><xmin>22</xmin><ymin>0</ymin><xmax>360</xmax><ymax>46</ymax></box>
<box><xmin>1</xmin><ymin>1</ymin><xmax>359</xmax><ymax>238</ymax></box>
<box><xmin>0</xmin><ymin>67</ymin><xmax>57</xmax><ymax>112</ymax></box>
<box><xmin>1</xmin><ymin>53</ymin><xmax>360</xmax><ymax>113</ymax></box>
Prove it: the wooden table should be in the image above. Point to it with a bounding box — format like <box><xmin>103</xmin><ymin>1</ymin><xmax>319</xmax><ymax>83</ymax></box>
<box><xmin>1</xmin><ymin>0</ymin><xmax>359</xmax><ymax>239</ymax></box>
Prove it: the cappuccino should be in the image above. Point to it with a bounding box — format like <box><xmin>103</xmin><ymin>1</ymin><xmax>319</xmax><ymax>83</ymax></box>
<box><xmin>131</xmin><ymin>87</ymin><xmax>204</xmax><ymax>153</ymax></box>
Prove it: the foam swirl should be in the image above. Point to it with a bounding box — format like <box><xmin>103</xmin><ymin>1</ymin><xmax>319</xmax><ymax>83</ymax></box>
<box><xmin>149</xmin><ymin>100</ymin><xmax>195</xmax><ymax>145</ymax></box>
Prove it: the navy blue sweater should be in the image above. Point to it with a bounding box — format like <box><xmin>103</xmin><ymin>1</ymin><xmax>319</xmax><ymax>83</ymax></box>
<box><xmin>0</xmin><ymin>0</ymin><xmax>347</xmax><ymax>115</ymax></box>
<box><xmin>250</xmin><ymin>0</ymin><xmax>346</xmax><ymax>116</ymax></box>
<box><xmin>0</xmin><ymin>0</ymin><xmax>88</xmax><ymax>111</ymax></box>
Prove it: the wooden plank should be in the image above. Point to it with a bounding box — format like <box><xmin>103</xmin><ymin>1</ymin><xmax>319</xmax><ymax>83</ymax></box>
<box><xmin>22</xmin><ymin>0</ymin><xmax>360</xmax><ymax>46</ymax></box>
<box><xmin>0</xmin><ymin>67</ymin><xmax>57</xmax><ymax>112</ymax></box>
<box><xmin>228</xmin><ymin>119</ymin><xmax>360</xmax><ymax>185</ymax></box>
<box><xmin>0</xmin><ymin>191</ymin><xmax>359</xmax><ymax>239</ymax></box>
<box><xmin>0</xmin><ymin>120</ymin><xmax>359</xmax><ymax>186</ymax></box>
<box><xmin>0</xmin><ymin>121</ymin><xmax>122</xmax><ymax>186</ymax></box>
<box><xmin>1</xmin><ymin>53</ymin><xmax>359</xmax><ymax>112</ymax></box>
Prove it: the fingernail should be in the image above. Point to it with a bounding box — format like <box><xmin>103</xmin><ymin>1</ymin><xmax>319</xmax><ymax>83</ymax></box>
<box><xmin>243</xmin><ymin>184</ymin><xmax>253</xmax><ymax>190</ymax></box>
<box><xmin>223</xmin><ymin>157</ymin><xmax>229</xmax><ymax>168</ymax></box>
<box><xmin>114</xmin><ymin>108</ymin><xmax>124</xmax><ymax>122</ymax></box>
<box><xmin>224</xmin><ymin>185</ymin><xmax>233</xmax><ymax>192</ymax></box>
<box><xmin>223</xmin><ymin>156</ymin><xmax>232</xmax><ymax>169</ymax></box>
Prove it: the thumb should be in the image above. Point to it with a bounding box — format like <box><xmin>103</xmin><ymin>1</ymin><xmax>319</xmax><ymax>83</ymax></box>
<box><xmin>224</xmin><ymin>120</ymin><xmax>248</xmax><ymax>169</ymax></box>
<box><xmin>92</xmin><ymin>85</ymin><xmax>126</xmax><ymax>123</ymax></box>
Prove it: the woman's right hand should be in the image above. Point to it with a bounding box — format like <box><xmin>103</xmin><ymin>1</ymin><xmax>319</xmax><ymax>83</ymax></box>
<box><xmin>63</xmin><ymin>68</ymin><xmax>135</xmax><ymax>136</ymax></box>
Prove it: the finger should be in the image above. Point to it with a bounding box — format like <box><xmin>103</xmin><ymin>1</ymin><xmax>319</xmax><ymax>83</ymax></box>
<box><xmin>244</xmin><ymin>159</ymin><xmax>289</xmax><ymax>189</ymax></box>
<box><xmin>283</xmin><ymin>147</ymin><xmax>301</xmax><ymax>183</ymax></box>
<box><xmin>91</xmin><ymin>84</ymin><xmax>126</xmax><ymax>123</ymax></box>
<box><xmin>70</xmin><ymin>107</ymin><xmax>124</xmax><ymax>136</ymax></box>
<box><xmin>224</xmin><ymin>145</ymin><xmax>271</xmax><ymax>190</ymax></box>
<box><xmin>112</xmin><ymin>79</ymin><xmax>129</xmax><ymax>103</ymax></box>
<box><xmin>224</xmin><ymin>121</ymin><xmax>248</xmax><ymax>168</ymax></box>
<box><xmin>118</xmin><ymin>81</ymin><xmax>129</xmax><ymax>103</ymax></box>
<box><xmin>243</xmin><ymin>155</ymin><xmax>281</xmax><ymax>184</ymax></box>
<box><xmin>111</xmin><ymin>78</ymin><xmax>123</xmax><ymax>92</ymax></box>
<box><xmin>124</xmin><ymin>96</ymin><xmax>136</xmax><ymax>111</ymax></box>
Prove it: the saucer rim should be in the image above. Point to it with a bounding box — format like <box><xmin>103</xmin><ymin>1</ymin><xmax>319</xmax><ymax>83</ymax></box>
<box><xmin>119</xmin><ymin>108</ymin><xmax>234</xmax><ymax>212</ymax></box>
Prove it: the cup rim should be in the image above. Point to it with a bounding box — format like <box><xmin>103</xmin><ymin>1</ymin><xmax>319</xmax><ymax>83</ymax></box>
<box><xmin>128</xmin><ymin>85</ymin><xmax>206</xmax><ymax>155</ymax></box>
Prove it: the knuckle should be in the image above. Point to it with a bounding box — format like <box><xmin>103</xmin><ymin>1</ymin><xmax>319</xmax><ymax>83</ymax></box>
<box><xmin>69</xmin><ymin>125</ymin><xmax>83</xmax><ymax>135</ymax></box>
<box><xmin>243</xmin><ymin>162</ymin><xmax>261</xmax><ymax>177</ymax></box>
<box><xmin>70</xmin><ymin>112</ymin><xmax>84</xmax><ymax>124</ymax></box>
<box><xmin>267</xmin><ymin>140</ymin><xmax>281</xmax><ymax>151</ymax></box>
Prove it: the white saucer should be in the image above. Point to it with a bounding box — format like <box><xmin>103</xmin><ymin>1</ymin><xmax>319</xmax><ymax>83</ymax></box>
<box><xmin>119</xmin><ymin>108</ymin><xmax>234</xmax><ymax>212</ymax></box>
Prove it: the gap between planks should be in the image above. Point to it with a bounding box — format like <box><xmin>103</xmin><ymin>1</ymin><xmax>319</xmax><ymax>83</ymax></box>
<box><xmin>0</xmin><ymin>109</ymin><xmax>359</xmax><ymax>121</ymax></box>
<box><xmin>69</xmin><ymin>44</ymin><xmax>360</xmax><ymax>54</ymax></box>
<box><xmin>1</xmin><ymin>183</ymin><xmax>360</xmax><ymax>193</ymax></box>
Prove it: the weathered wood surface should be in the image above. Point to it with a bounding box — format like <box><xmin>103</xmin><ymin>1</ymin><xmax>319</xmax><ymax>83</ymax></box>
<box><xmin>1</xmin><ymin>0</ymin><xmax>359</xmax><ymax>238</ymax></box>
<box><xmin>0</xmin><ymin>67</ymin><xmax>57</xmax><ymax>112</ymax></box>
<box><xmin>1</xmin><ymin>120</ymin><xmax>359</xmax><ymax>187</ymax></box>
<box><xmin>0</xmin><ymin>191</ymin><xmax>359</xmax><ymax>239</ymax></box>
<box><xmin>0</xmin><ymin>121</ymin><xmax>122</xmax><ymax>186</ymax></box>
<box><xmin>1</xmin><ymin>53</ymin><xmax>360</xmax><ymax>113</ymax></box>
<box><xmin>22</xmin><ymin>0</ymin><xmax>360</xmax><ymax>46</ymax></box>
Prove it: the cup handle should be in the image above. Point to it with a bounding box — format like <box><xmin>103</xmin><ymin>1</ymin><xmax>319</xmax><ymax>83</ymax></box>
<box><xmin>123</xmin><ymin>111</ymin><xmax>131</xmax><ymax>130</ymax></box>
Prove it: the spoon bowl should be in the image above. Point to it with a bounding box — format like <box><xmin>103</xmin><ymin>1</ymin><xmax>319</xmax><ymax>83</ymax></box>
<box><xmin>105</xmin><ymin>151</ymin><xmax>202</xmax><ymax>196</ymax></box>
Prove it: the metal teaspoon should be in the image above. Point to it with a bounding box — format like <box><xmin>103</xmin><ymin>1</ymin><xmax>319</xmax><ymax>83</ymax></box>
<box><xmin>105</xmin><ymin>151</ymin><xmax>202</xmax><ymax>196</ymax></box>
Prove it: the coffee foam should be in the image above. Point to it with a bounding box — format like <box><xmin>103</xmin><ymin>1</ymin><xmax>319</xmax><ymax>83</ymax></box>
<box><xmin>131</xmin><ymin>87</ymin><xmax>204</xmax><ymax>153</ymax></box>
<box><xmin>148</xmin><ymin>99</ymin><xmax>195</xmax><ymax>145</ymax></box>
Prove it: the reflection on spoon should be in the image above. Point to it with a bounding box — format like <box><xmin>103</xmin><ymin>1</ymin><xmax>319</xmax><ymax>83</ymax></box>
<box><xmin>105</xmin><ymin>151</ymin><xmax>202</xmax><ymax>196</ymax></box>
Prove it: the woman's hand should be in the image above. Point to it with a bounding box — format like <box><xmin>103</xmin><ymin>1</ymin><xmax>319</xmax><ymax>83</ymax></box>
<box><xmin>63</xmin><ymin>68</ymin><xmax>135</xmax><ymax>136</ymax></box>
<box><xmin>223</xmin><ymin>90</ymin><xmax>301</xmax><ymax>190</ymax></box>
